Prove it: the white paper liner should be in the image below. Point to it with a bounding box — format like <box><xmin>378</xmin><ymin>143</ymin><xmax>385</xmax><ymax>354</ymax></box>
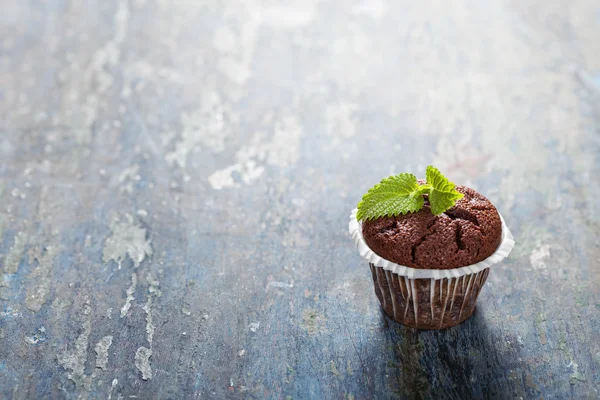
<box><xmin>371</xmin><ymin>265</ymin><xmax>490</xmax><ymax>329</ymax></box>
<box><xmin>349</xmin><ymin>208</ymin><xmax>515</xmax><ymax>280</ymax></box>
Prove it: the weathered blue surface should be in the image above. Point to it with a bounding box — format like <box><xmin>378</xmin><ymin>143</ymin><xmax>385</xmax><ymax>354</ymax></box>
<box><xmin>1</xmin><ymin>0</ymin><xmax>600</xmax><ymax>399</ymax></box>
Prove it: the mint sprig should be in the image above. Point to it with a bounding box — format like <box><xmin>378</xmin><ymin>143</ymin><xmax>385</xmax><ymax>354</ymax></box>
<box><xmin>356</xmin><ymin>166</ymin><xmax>464</xmax><ymax>221</ymax></box>
<box><xmin>356</xmin><ymin>173</ymin><xmax>424</xmax><ymax>221</ymax></box>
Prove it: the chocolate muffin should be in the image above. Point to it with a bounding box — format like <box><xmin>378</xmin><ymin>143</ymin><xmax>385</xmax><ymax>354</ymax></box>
<box><xmin>350</xmin><ymin>168</ymin><xmax>514</xmax><ymax>330</ymax></box>
<box><xmin>362</xmin><ymin>186</ymin><xmax>502</xmax><ymax>270</ymax></box>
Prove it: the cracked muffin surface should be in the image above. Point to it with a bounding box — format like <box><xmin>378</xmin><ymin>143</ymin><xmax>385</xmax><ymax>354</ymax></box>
<box><xmin>361</xmin><ymin>186</ymin><xmax>502</xmax><ymax>269</ymax></box>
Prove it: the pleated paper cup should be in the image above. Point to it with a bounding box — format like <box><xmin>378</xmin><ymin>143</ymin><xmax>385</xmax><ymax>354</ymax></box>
<box><xmin>349</xmin><ymin>209</ymin><xmax>515</xmax><ymax>329</ymax></box>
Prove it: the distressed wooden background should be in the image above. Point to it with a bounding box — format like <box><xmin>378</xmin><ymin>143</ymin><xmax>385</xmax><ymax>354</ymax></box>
<box><xmin>1</xmin><ymin>0</ymin><xmax>600</xmax><ymax>399</ymax></box>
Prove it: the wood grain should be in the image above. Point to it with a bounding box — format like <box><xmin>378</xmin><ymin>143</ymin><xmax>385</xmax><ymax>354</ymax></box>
<box><xmin>1</xmin><ymin>0</ymin><xmax>599</xmax><ymax>398</ymax></box>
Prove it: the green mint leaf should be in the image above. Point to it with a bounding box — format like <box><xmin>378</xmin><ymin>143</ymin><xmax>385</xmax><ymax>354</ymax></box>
<box><xmin>357</xmin><ymin>173</ymin><xmax>424</xmax><ymax>221</ymax></box>
<box><xmin>425</xmin><ymin>166</ymin><xmax>464</xmax><ymax>215</ymax></box>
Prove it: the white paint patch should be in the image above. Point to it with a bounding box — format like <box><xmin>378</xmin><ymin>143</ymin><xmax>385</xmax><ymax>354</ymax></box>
<box><xmin>135</xmin><ymin>347</ymin><xmax>153</xmax><ymax>381</ymax></box>
<box><xmin>120</xmin><ymin>273</ymin><xmax>137</xmax><ymax>318</ymax></box>
<box><xmin>25</xmin><ymin>326</ymin><xmax>47</xmax><ymax>344</ymax></box>
<box><xmin>103</xmin><ymin>215</ymin><xmax>152</xmax><ymax>269</ymax></box>
<box><xmin>118</xmin><ymin>165</ymin><xmax>140</xmax><ymax>194</ymax></box>
<box><xmin>108</xmin><ymin>379</ymin><xmax>118</xmax><ymax>400</ymax></box>
<box><xmin>57</xmin><ymin>302</ymin><xmax>92</xmax><ymax>390</ymax></box>
<box><xmin>267</xmin><ymin>281</ymin><xmax>294</xmax><ymax>290</ymax></box>
<box><xmin>248</xmin><ymin>322</ymin><xmax>260</xmax><ymax>333</ymax></box>
<box><xmin>95</xmin><ymin>336</ymin><xmax>113</xmax><ymax>370</ymax></box>
<box><xmin>208</xmin><ymin>161</ymin><xmax>265</xmax><ymax>190</ymax></box>
<box><xmin>4</xmin><ymin>232</ymin><xmax>27</xmax><ymax>274</ymax></box>
<box><xmin>143</xmin><ymin>297</ymin><xmax>155</xmax><ymax>344</ymax></box>
<box><xmin>134</xmin><ymin>273</ymin><xmax>160</xmax><ymax>380</ymax></box>
<box><xmin>530</xmin><ymin>244</ymin><xmax>551</xmax><ymax>270</ymax></box>
<box><xmin>209</xmin><ymin>116</ymin><xmax>303</xmax><ymax>190</ymax></box>
<box><xmin>165</xmin><ymin>92</ymin><xmax>236</xmax><ymax>168</ymax></box>
<box><xmin>147</xmin><ymin>274</ymin><xmax>162</xmax><ymax>297</ymax></box>
<box><xmin>25</xmin><ymin>245</ymin><xmax>58</xmax><ymax>312</ymax></box>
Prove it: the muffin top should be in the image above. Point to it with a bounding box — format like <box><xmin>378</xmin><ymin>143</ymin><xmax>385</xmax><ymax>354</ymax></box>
<box><xmin>362</xmin><ymin>185</ymin><xmax>502</xmax><ymax>270</ymax></box>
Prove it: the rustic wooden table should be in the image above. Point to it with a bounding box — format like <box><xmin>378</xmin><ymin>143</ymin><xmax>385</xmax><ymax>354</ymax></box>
<box><xmin>1</xmin><ymin>0</ymin><xmax>600</xmax><ymax>399</ymax></box>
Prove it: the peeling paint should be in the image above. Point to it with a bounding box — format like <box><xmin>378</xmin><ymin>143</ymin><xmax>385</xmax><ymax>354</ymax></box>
<box><xmin>118</xmin><ymin>165</ymin><xmax>140</xmax><ymax>194</ymax></box>
<box><xmin>134</xmin><ymin>273</ymin><xmax>160</xmax><ymax>380</ymax></box>
<box><xmin>4</xmin><ymin>232</ymin><xmax>27</xmax><ymax>274</ymax></box>
<box><xmin>108</xmin><ymin>379</ymin><xmax>118</xmax><ymax>400</ymax></box>
<box><xmin>134</xmin><ymin>347</ymin><xmax>153</xmax><ymax>381</ymax></box>
<box><xmin>120</xmin><ymin>273</ymin><xmax>137</xmax><ymax>318</ymax></box>
<box><xmin>95</xmin><ymin>336</ymin><xmax>113</xmax><ymax>370</ymax></box>
<box><xmin>267</xmin><ymin>281</ymin><xmax>294</xmax><ymax>290</ymax></box>
<box><xmin>25</xmin><ymin>245</ymin><xmax>58</xmax><ymax>312</ymax></box>
<box><xmin>143</xmin><ymin>297</ymin><xmax>155</xmax><ymax>344</ymax></box>
<box><xmin>165</xmin><ymin>92</ymin><xmax>236</xmax><ymax>168</ymax></box>
<box><xmin>248</xmin><ymin>322</ymin><xmax>260</xmax><ymax>333</ymax></box>
<box><xmin>530</xmin><ymin>244</ymin><xmax>551</xmax><ymax>270</ymax></box>
<box><xmin>208</xmin><ymin>161</ymin><xmax>264</xmax><ymax>190</ymax></box>
<box><xmin>103</xmin><ymin>215</ymin><xmax>152</xmax><ymax>269</ymax></box>
<box><xmin>147</xmin><ymin>274</ymin><xmax>162</xmax><ymax>297</ymax></box>
<box><xmin>209</xmin><ymin>115</ymin><xmax>302</xmax><ymax>190</ymax></box>
<box><xmin>25</xmin><ymin>326</ymin><xmax>47</xmax><ymax>344</ymax></box>
<box><xmin>57</xmin><ymin>302</ymin><xmax>92</xmax><ymax>390</ymax></box>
